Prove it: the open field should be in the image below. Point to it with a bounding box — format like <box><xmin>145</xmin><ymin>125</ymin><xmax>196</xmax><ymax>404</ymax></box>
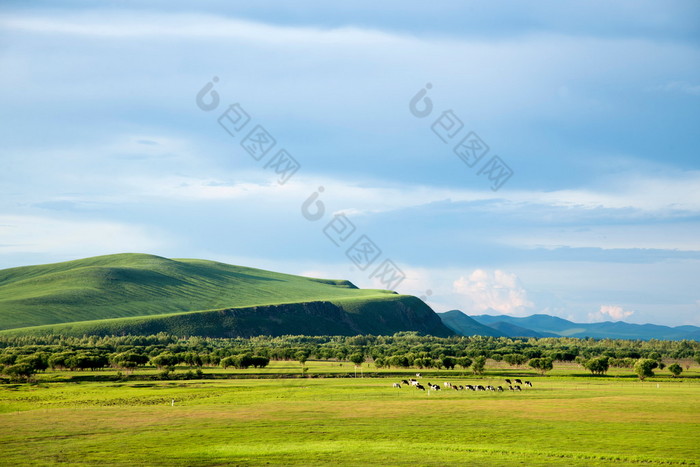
<box><xmin>1</xmin><ymin>362</ymin><xmax>699</xmax><ymax>466</ymax></box>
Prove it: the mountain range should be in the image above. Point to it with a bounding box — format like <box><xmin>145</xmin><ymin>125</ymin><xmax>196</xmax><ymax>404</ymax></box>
<box><xmin>438</xmin><ymin>311</ymin><xmax>700</xmax><ymax>341</ymax></box>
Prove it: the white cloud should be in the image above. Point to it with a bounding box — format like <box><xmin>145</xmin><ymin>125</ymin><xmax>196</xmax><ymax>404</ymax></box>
<box><xmin>452</xmin><ymin>269</ymin><xmax>533</xmax><ymax>315</ymax></box>
<box><xmin>0</xmin><ymin>13</ymin><xmax>404</xmax><ymax>47</ymax></box>
<box><xmin>129</xmin><ymin>170</ymin><xmax>700</xmax><ymax>216</ymax></box>
<box><xmin>588</xmin><ymin>304</ymin><xmax>634</xmax><ymax>322</ymax></box>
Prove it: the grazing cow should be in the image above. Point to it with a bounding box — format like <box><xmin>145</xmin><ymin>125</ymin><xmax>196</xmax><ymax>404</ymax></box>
<box><xmin>505</xmin><ymin>379</ymin><xmax>512</xmax><ymax>384</ymax></box>
<box><xmin>429</xmin><ymin>384</ymin><xmax>440</xmax><ymax>391</ymax></box>
<box><xmin>467</xmin><ymin>385</ymin><xmax>475</xmax><ymax>391</ymax></box>
<box><xmin>476</xmin><ymin>385</ymin><xmax>485</xmax><ymax>391</ymax></box>
<box><xmin>458</xmin><ymin>385</ymin><xmax>465</xmax><ymax>390</ymax></box>
<box><xmin>401</xmin><ymin>379</ymin><xmax>409</xmax><ymax>385</ymax></box>
<box><xmin>443</xmin><ymin>382</ymin><xmax>452</xmax><ymax>388</ymax></box>
<box><xmin>497</xmin><ymin>386</ymin><xmax>504</xmax><ymax>392</ymax></box>
<box><xmin>515</xmin><ymin>379</ymin><xmax>523</xmax><ymax>385</ymax></box>
<box><xmin>508</xmin><ymin>385</ymin><xmax>514</xmax><ymax>391</ymax></box>
<box><xmin>514</xmin><ymin>385</ymin><xmax>522</xmax><ymax>391</ymax></box>
<box><xmin>410</xmin><ymin>379</ymin><xmax>419</xmax><ymax>386</ymax></box>
<box><xmin>416</xmin><ymin>384</ymin><xmax>425</xmax><ymax>391</ymax></box>
<box><xmin>453</xmin><ymin>386</ymin><xmax>459</xmax><ymax>391</ymax></box>
<box><xmin>486</xmin><ymin>385</ymin><xmax>495</xmax><ymax>391</ymax></box>
<box><xmin>524</xmin><ymin>381</ymin><xmax>533</xmax><ymax>387</ymax></box>
<box><xmin>416</xmin><ymin>373</ymin><xmax>422</xmax><ymax>378</ymax></box>
<box><xmin>392</xmin><ymin>383</ymin><xmax>401</xmax><ymax>388</ymax></box>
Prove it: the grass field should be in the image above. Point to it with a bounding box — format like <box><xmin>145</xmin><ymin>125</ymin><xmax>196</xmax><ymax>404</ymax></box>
<box><xmin>1</xmin><ymin>362</ymin><xmax>698</xmax><ymax>466</ymax></box>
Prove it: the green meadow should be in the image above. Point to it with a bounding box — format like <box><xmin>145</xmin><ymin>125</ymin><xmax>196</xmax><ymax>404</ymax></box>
<box><xmin>1</xmin><ymin>362</ymin><xmax>698</xmax><ymax>466</ymax></box>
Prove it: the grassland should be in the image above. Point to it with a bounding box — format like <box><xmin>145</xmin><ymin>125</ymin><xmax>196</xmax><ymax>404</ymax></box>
<box><xmin>1</xmin><ymin>362</ymin><xmax>698</xmax><ymax>466</ymax></box>
<box><xmin>0</xmin><ymin>253</ymin><xmax>378</xmax><ymax>330</ymax></box>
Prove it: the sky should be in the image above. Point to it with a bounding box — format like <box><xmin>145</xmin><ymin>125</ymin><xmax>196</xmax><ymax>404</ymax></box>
<box><xmin>1</xmin><ymin>1</ymin><xmax>699</xmax><ymax>326</ymax></box>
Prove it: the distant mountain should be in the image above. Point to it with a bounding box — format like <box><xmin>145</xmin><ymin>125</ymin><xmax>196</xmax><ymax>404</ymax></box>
<box><xmin>0</xmin><ymin>253</ymin><xmax>453</xmax><ymax>338</ymax></box>
<box><xmin>438</xmin><ymin>310</ymin><xmax>504</xmax><ymax>337</ymax></box>
<box><xmin>471</xmin><ymin>314</ymin><xmax>700</xmax><ymax>341</ymax></box>
<box><xmin>485</xmin><ymin>321</ymin><xmax>557</xmax><ymax>338</ymax></box>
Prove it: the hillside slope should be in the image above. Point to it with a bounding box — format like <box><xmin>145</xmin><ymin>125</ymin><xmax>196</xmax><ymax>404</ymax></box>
<box><xmin>0</xmin><ymin>253</ymin><xmax>453</xmax><ymax>337</ymax></box>
<box><xmin>4</xmin><ymin>295</ymin><xmax>450</xmax><ymax>338</ymax></box>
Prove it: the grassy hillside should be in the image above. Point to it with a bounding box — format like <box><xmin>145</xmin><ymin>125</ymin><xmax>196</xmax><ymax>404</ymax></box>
<box><xmin>1</xmin><ymin>295</ymin><xmax>452</xmax><ymax>338</ymax></box>
<box><xmin>0</xmin><ymin>254</ymin><xmax>452</xmax><ymax>337</ymax></box>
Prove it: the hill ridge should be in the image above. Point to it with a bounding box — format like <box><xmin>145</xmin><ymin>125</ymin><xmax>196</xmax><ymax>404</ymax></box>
<box><xmin>0</xmin><ymin>253</ymin><xmax>452</xmax><ymax>337</ymax></box>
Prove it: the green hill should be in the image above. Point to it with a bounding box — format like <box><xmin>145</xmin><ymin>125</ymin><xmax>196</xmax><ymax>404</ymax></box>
<box><xmin>0</xmin><ymin>253</ymin><xmax>452</xmax><ymax>337</ymax></box>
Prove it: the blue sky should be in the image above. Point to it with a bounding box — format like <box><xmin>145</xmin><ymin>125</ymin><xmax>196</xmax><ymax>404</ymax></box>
<box><xmin>1</xmin><ymin>1</ymin><xmax>699</xmax><ymax>326</ymax></box>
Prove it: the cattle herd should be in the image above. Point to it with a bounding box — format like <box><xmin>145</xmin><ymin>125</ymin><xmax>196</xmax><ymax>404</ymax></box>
<box><xmin>392</xmin><ymin>374</ymin><xmax>534</xmax><ymax>392</ymax></box>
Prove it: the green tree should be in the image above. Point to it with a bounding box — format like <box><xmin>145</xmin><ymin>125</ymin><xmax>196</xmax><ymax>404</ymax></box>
<box><xmin>220</xmin><ymin>356</ymin><xmax>235</xmax><ymax>369</ymax></box>
<box><xmin>441</xmin><ymin>356</ymin><xmax>457</xmax><ymax>370</ymax></box>
<box><xmin>66</xmin><ymin>353</ymin><xmax>108</xmax><ymax>371</ymax></box>
<box><xmin>295</xmin><ymin>350</ymin><xmax>309</xmax><ymax>367</ymax></box>
<box><xmin>250</xmin><ymin>356</ymin><xmax>270</xmax><ymax>368</ymax></box>
<box><xmin>634</xmin><ymin>358</ymin><xmax>657</xmax><ymax>381</ymax></box>
<box><xmin>110</xmin><ymin>352</ymin><xmax>148</xmax><ymax>373</ymax></box>
<box><xmin>48</xmin><ymin>352</ymin><xmax>74</xmax><ymax>370</ymax></box>
<box><xmin>667</xmin><ymin>363</ymin><xmax>683</xmax><ymax>377</ymax></box>
<box><xmin>472</xmin><ymin>356</ymin><xmax>486</xmax><ymax>375</ymax></box>
<box><xmin>456</xmin><ymin>357</ymin><xmax>472</xmax><ymax>370</ymax></box>
<box><xmin>583</xmin><ymin>356</ymin><xmax>610</xmax><ymax>375</ymax></box>
<box><xmin>151</xmin><ymin>352</ymin><xmax>179</xmax><ymax>369</ymax></box>
<box><xmin>0</xmin><ymin>353</ymin><xmax>17</xmax><ymax>366</ymax></box>
<box><xmin>17</xmin><ymin>353</ymin><xmax>49</xmax><ymax>372</ymax></box>
<box><xmin>3</xmin><ymin>363</ymin><xmax>36</xmax><ymax>382</ymax></box>
<box><xmin>388</xmin><ymin>355</ymin><xmax>409</xmax><ymax>368</ymax></box>
<box><xmin>503</xmin><ymin>353</ymin><xmax>528</xmax><ymax>366</ymax></box>
<box><xmin>349</xmin><ymin>353</ymin><xmax>365</xmax><ymax>367</ymax></box>
<box><xmin>529</xmin><ymin>357</ymin><xmax>554</xmax><ymax>375</ymax></box>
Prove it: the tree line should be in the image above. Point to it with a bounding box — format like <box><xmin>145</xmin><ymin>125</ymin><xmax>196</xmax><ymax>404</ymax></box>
<box><xmin>0</xmin><ymin>332</ymin><xmax>697</xmax><ymax>382</ymax></box>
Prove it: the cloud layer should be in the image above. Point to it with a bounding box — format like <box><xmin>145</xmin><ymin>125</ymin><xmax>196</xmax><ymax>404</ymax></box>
<box><xmin>1</xmin><ymin>2</ymin><xmax>699</xmax><ymax>326</ymax></box>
